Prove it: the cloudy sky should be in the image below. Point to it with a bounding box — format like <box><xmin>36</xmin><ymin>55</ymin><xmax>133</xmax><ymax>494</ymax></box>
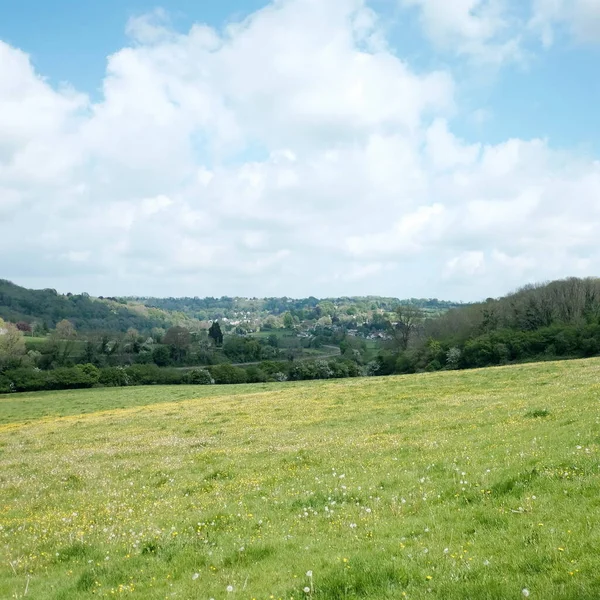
<box><xmin>1</xmin><ymin>0</ymin><xmax>599</xmax><ymax>300</ymax></box>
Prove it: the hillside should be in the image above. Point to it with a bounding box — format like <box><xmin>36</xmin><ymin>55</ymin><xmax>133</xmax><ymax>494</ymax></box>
<box><xmin>1</xmin><ymin>359</ymin><xmax>599</xmax><ymax>598</ymax></box>
<box><xmin>0</xmin><ymin>279</ymin><xmax>461</xmax><ymax>335</ymax></box>
<box><xmin>0</xmin><ymin>279</ymin><xmax>172</xmax><ymax>332</ymax></box>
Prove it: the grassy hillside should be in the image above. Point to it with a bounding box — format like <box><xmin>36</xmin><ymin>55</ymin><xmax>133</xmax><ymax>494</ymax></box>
<box><xmin>1</xmin><ymin>360</ymin><xmax>599</xmax><ymax>599</ymax></box>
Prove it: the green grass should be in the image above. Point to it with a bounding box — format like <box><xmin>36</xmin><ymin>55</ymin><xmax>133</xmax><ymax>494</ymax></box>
<box><xmin>1</xmin><ymin>359</ymin><xmax>600</xmax><ymax>599</ymax></box>
<box><xmin>23</xmin><ymin>336</ymin><xmax>49</xmax><ymax>348</ymax></box>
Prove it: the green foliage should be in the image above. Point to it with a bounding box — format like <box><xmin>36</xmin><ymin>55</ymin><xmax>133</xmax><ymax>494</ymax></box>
<box><xmin>152</xmin><ymin>345</ymin><xmax>171</xmax><ymax>367</ymax></box>
<box><xmin>208</xmin><ymin>321</ymin><xmax>223</xmax><ymax>346</ymax></box>
<box><xmin>185</xmin><ymin>369</ymin><xmax>215</xmax><ymax>385</ymax></box>
<box><xmin>209</xmin><ymin>364</ymin><xmax>248</xmax><ymax>385</ymax></box>
<box><xmin>244</xmin><ymin>366</ymin><xmax>268</xmax><ymax>383</ymax></box>
<box><xmin>0</xmin><ymin>279</ymin><xmax>172</xmax><ymax>332</ymax></box>
<box><xmin>163</xmin><ymin>326</ymin><xmax>191</xmax><ymax>362</ymax></box>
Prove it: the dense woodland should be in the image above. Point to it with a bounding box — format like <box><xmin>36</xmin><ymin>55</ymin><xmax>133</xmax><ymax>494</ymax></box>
<box><xmin>1</xmin><ymin>277</ymin><xmax>600</xmax><ymax>393</ymax></box>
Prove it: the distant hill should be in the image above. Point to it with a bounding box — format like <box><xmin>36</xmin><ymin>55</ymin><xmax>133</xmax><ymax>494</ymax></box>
<box><xmin>0</xmin><ymin>280</ymin><xmax>172</xmax><ymax>332</ymax></box>
<box><xmin>124</xmin><ymin>295</ymin><xmax>463</xmax><ymax>321</ymax></box>
<box><xmin>0</xmin><ymin>278</ymin><xmax>463</xmax><ymax>334</ymax></box>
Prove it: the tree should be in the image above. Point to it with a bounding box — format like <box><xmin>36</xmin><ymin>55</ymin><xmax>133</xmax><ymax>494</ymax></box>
<box><xmin>208</xmin><ymin>321</ymin><xmax>223</xmax><ymax>346</ymax></box>
<box><xmin>446</xmin><ymin>347</ymin><xmax>462</xmax><ymax>370</ymax></box>
<box><xmin>125</xmin><ymin>328</ymin><xmax>141</xmax><ymax>354</ymax></box>
<box><xmin>390</xmin><ymin>305</ymin><xmax>424</xmax><ymax>351</ymax></box>
<box><xmin>283</xmin><ymin>312</ymin><xmax>295</xmax><ymax>330</ymax></box>
<box><xmin>55</xmin><ymin>319</ymin><xmax>76</xmax><ymax>339</ymax></box>
<box><xmin>16</xmin><ymin>322</ymin><xmax>32</xmax><ymax>334</ymax></box>
<box><xmin>163</xmin><ymin>326</ymin><xmax>191</xmax><ymax>363</ymax></box>
<box><xmin>152</xmin><ymin>345</ymin><xmax>171</xmax><ymax>367</ymax></box>
<box><xmin>0</xmin><ymin>319</ymin><xmax>26</xmax><ymax>370</ymax></box>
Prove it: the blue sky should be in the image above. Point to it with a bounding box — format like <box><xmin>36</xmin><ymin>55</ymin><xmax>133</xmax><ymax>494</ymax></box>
<box><xmin>0</xmin><ymin>1</ymin><xmax>265</xmax><ymax>89</ymax></box>
<box><xmin>2</xmin><ymin>0</ymin><xmax>598</xmax><ymax>152</ymax></box>
<box><xmin>0</xmin><ymin>0</ymin><xmax>599</xmax><ymax>299</ymax></box>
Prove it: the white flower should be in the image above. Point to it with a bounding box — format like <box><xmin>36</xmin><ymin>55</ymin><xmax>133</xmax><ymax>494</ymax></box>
<box><xmin>349</xmin><ymin>523</ymin><xmax>357</xmax><ymax>529</ymax></box>
<box><xmin>304</xmin><ymin>587</ymin><xmax>311</xmax><ymax>593</ymax></box>
<box><xmin>522</xmin><ymin>589</ymin><xmax>530</xmax><ymax>597</ymax></box>
<box><xmin>306</xmin><ymin>570</ymin><xmax>313</xmax><ymax>577</ymax></box>
<box><xmin>227</xmin><ymin>585</ymin><xmax>234</xmax><ymax>592</ymax></box>
<box><xmin>192</xmin><ymin>573</ymin><xmax>199</xmax><ymax>580</ymax></box>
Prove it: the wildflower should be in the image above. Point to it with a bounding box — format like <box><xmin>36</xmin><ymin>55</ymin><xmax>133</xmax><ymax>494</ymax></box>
<box><xmin>304</xmin><ymin>587</ymin><xmax>311</xmax><ymax>593</ymax></box>
<box><xmin>522</xmin><ymin>589</ymin><xmax>530</xmax><ymax>597</ymax></box>
<box><xmin>227</xmin><ymin>585</ymin><xmax>234</xmax><ymax>592</ymax></box>
<box><xmin>306</xmin><ymin>571</ymin><xmax>312</xmax><ymax>577</ymax></box>
<box><xmin>192</xmin><ymin>573</ymin><xmax>199</xmax><ymax>580</ymax></box>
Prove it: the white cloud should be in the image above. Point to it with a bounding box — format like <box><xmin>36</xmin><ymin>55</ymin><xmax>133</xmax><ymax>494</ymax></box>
<box><xmin>399</xmin><ymin>0</ymin><xmax>523</xmax><ymax>63</ymax></box>
<box><xmin>402</xmin><ymin>0</ymin><xmax>600</xmax><ymax>62</ymax></box>
<box><xmin>530</xmin><ymin>0</ymin><xmax>600</xmax><ymax>45</ymax></box>
<box><xmin>0</xmin><ymin>0</ymin><xmax>599</xmax><ymax>300</ymax></box>
<box><xmin>444</xmin><ymin>251</ymin><xmax>486</xmax><ymax>279</ymax></box>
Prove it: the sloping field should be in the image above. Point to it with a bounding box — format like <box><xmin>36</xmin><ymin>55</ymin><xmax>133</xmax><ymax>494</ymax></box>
<box><xmin>1</xmin><ymin>360</ymin><xmax>600</xmax><ymax>599</ymax></box>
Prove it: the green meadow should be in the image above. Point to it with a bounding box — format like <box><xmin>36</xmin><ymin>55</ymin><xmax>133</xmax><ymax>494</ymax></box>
<box><xmin>1</xmin><ymin>359</ymin><xmax>599</xmax><ymax>599</ymax></box>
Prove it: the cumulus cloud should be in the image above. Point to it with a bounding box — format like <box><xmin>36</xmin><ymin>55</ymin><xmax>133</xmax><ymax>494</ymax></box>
<box><xmin>399</xmin><ymin>0</ymin><xmax>524</xmax><ymax>63</ymax></box>
<box><xmin>401</xmin><ymin>0</ymin><xmax>600</xmax><ymax>61</ymax></box>
<box><xmin>0</xmin><ymin>0</ymin><xmax>599</xmax><ymax>300</ymax></box>
<box><xmin>530</xmin><ymin>0</ymin><xmax>600</xmax><ymax>46</ymax></box>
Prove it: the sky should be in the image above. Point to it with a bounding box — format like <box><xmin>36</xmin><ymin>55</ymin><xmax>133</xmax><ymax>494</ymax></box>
<box><xmin>1</xmin><ymin>0</ymin><xmax>599</xmax><ymax>301</ymax></box>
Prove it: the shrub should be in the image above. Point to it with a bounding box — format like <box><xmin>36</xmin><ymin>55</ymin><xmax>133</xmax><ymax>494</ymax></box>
<box><xmin>1</xmin><ymin>368</ymin><xmax>50</xmax><ymax>392</ymax></box>
<box><xmin>446</xmin><ymin>347</ymin><xmax>462</xmax><ymax>370</ymax></box>
<box><xmin>99</xmin><ymin>367</ymin><xmax>129</xmax><ymax>387</ymax></box>
<box><xmin>185</xmin><ymin>369</ymin><xmax>215</xmax><ymax>385</ymax></box>
<box><xmin>125</xmin><ymin>364</ymin><xmax>163</xmax><ymax>385</ymax></box>
<box><xmin>49</xmin><ymin>365</ymin><xmax>99</xmax><ymax>390</ymax></box>
<box><xmin>245</xmin><ymin>367</ymin><xmax>268</xmax><ymax>383</ymax></box>
<box><xmin>210</xmin><ymin>364</ymin><xmax>248</xmax><ymax>385</ymax></box>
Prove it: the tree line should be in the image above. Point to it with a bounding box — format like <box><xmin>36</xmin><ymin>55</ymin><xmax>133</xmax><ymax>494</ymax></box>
<box><xmin>374</xmin><ymin>277</ymin><xmax>600</xmax><ymax>375</ymax></box>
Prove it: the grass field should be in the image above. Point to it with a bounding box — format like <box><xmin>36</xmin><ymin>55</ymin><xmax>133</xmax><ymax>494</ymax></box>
<box><xmin>1</xmin><ymin>359</ymin><xmax>600</xmax><ymax>599</ymax></box>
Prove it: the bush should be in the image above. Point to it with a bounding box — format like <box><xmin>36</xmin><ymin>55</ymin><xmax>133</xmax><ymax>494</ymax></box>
<box><xmin>99</xmin><ymin>367</ymin><xmax>130</xmax><ymax>387</ymax></box>
<box><xmin>125</xmin><ymin>364</ymin><xmax>163</xmax><ymax>385</ymax></box>
<box><xmin>1</xmin><ymin>368</ymin><xmax>50</xmax><ymax>392</ymax></box>
<box><xmin>446</xmin><ymin>347</ymin><xmax>462</xmax><ymax>370</ymax></box>
<box><xmin>245</xmin><ymin>367</ymin><xmax>268</xmax><ymax>383</ymax></box>
<box><xmin>185</xmin><ymin>369</ymin><xmax>215</xmax><ymax>385</ymax></box>
<box><xmin>49</xmin><ymin>365</ymin><xmax>100</xmax><ymax>390</ymax></box>
<box><xmin>210</xmin><ymin>364</ymin><xmax>248</xmax><ymax>385</ymax></box>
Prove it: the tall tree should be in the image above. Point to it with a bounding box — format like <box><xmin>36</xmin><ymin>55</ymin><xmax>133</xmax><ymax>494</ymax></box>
<box><xmin>163</xmin><ymin>326</ymin><xmax>192</xmax><ymax>362</ymax></box>
<box><xmin>390</xmin><ymin>305</ymin><xmax>424</xmax><ymax>351</ymax></box>
<box><xmin>208</xmin><ymin>321</ymin><xmax>224</xmax><ymax>346</ymax></box>
<box><xmin>55</xmin><ymin>319</ymin><xmax>76</xmax><ymax>339</ymax></box>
